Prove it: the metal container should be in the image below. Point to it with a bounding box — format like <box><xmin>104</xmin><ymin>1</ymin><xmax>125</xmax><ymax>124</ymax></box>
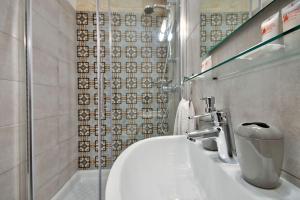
<box><xmin>202</xmin><ymin>138</ymin><xmax>218</xmax><ymax>151</ymax></box>
<box><xmin>235</xmin><ymin>122</ymin><xmax>284</xmax><ymax>189</ymax></box>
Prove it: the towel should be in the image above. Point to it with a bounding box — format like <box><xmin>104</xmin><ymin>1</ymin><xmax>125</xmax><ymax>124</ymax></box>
<box><xmin>174</xmin><ymin>98</ymin><xmax>196</xmax><ymax>135</ymax></box>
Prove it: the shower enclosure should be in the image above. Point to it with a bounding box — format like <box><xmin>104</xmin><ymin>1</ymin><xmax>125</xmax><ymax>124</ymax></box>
<box><xmin>14</xmin><ymin>0</ymin><xmax>181</xmax><ymax>199</ymax></box>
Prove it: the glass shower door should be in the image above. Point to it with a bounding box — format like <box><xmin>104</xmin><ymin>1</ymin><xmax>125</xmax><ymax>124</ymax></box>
<box><xmin>29</xmin><ymin>0</ymin><xmax>100</xmax><ymax>199</ymax></box>
<box><xmin>26</xmin><ymin>0</ymin><xmax>181</xmax><ymax>199</ymax></box>
<box><xmin>98</xmin><ymin>0</ymin><xmax>182</xmax><ymax>198</ymax></box>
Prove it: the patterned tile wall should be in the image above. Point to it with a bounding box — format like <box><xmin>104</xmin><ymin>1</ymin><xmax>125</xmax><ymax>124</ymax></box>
<box><xmin>77</xmin><ymin>11</ymin><xmax>169</xmax><ymax>169</ymax></box>
<box><xmin>200</xmin><ymin>12</ymin><xmax>249</xmax><ymax>58</ymax></box>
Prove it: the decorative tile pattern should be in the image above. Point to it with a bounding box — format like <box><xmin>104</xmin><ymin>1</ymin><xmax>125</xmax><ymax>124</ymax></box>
<box><xmin>99</xmin><ymin>30</ymin><xmax>105</xmax><ymax>42</ymax></box>
<box><xmin>112</xmin><ymin>77</ymin><xmax>121</xmax><ymax>89</ymax></box>
<box><xmin>142</xmin><ymin>93</ymin><xmax>152</xmax><ymax>104</ymax></box>
<box><xmin>200</xmin><ymin>12</ymin><xmax>249</xmax><ymax>58</ymax></box>
<box><xmin>112</xmin><ymin>13</ymin><xmax>121</xmax><ymax>26</ymax></box>
<box><xmin>125</xmin><ymin>13</ymin><xmax>136</xmax><ymax>26</ymax></box>
<box><xmin>126</xmin><ymin>124</ymin><xmax>137</xmax><ymax>135</ymax></box>
<box><xmin>77</xmin><ymin>62</ymin><xmax>89</xmax><ymax>73</ymax></box>
<box><xmin>78</xmin><ymin>156</ymin><xmax>90</xmax><ymax>168</ymax></box>
<box><xmin>79</xmin><ymin>125</ymin><xmax>90</xmax><ymax>136</ymax></box>
<box><xmin>112</xmin><ymin>62</ymin><xmax>121</xmax><ymax>73</ymax></box>
<box><xmin>112</xmin><ymin>124</ymin><xmax>122</xmax><ymax>135</ymax></box>
<box><xmin>112</xmin><ymin>46</ymin><xmax>121</xmax><ymax>58</ymax></box>
<box><xmin>78</xmin><ymin>78</ymin><xmax>90</xmax><ymax>89</ymax></box>
<box><xmin>77</xmin><ymin>30</ymin><xmax>88</xmax><ymax>41</ymax></box>
<box><xmin>112</xmin><ymin>30</ymin><xmax>121</xmax><ymax>42</ymax></box>
<box><xmin>141</xmin><ymin>47</ymin><xmax>152</xmax><ymax>58</ymax></box>
<box><xmin>142</xmin><ymin>123</ymin><xmax>153</xmax><ymax>135</ymax></box>
<box><xmin>142</xmin><ymin>108</ymin><xmax>153</xmax><ymax>119</ymax></box>
<box><xmin>126</xmin><ymin>77</ymin><xmax>137</xmax><ymax>88</ymax></box>
<box><xmin>141</xmin><ymin>31</ymin><xmax>152</xmax><ymax>43</ymax></box>
<box><xmin>78</xmin><ymin>109</ymin><xmax>90</xmax><ymax>121</ymax></box>
<box><xmin>157</xmin><ymin>47</ymin><xmax>167</xmax><ymax>58</ymax></box>
<box><xmin>141</xmin><ymin>77</ymin><xmax>152</xmax><ymax>88</ymax></box>
<box><xmin>126</xmin><ymin>108</ymin><xmax>138</xmax><ymax>119</ymax></box>
<box><xmin>126</xmin><ymin>46</ymin><xmax>137</xmax><ymax>58</ymax></box>
<box><xmin>157</xmin><ymin>62</ymin><xmax>166</xmax><ymax>73</ymax></box>
<box><xmin>77</xmin><ymin>46</ymin><xmax>89</xmax><ymax>57</ymax></box>
<box><xmin>77</xmin><ymin>12</ymin><xmax>169</xmax><ymax>169</ymax></box>
<box><xmin>142</xmin><ymin>62</ymin><xmax>152</xmax><ymax>73</ymax></box>
<box><xmin>78</xmin><ymin>93</ymin><xmax>90</xmax><ymax>105</ymax></box>
<box><xmin>126</xmin><ymin>62</ymin><xmax>137</xmax><ymax>73</ymax></box>
<box><xmin>126</xmin><ymin>93</ymin><xmax>137</xmax><ymax>104</ymax></box>
<box><xmin>141</xmin><ymin>15</ymin><xmax>152</xmax><ymax>27</ymax></box>
<box><xmin>112</xmin><ymin>93</ymin><xmax>122</xmax><ymax>104</ymax></box>
<box><xmin>79</xmin><ymin>141</ymin><xmax>90</xmax><ymax>152</ymax></box>
<box><xmin>125</xmin><ymin>31</ymin><xmax>137</xmax><ymax>42</ymax></box>
<box><xmin>77</xmin><ymin>13</ymin><xmax>88</xmax><ymax>25</ymax></box>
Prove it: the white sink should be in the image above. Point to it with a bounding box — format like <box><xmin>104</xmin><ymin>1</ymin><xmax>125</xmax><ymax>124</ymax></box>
<box><xmin>106</xmin><ymin>135</ymin><xmax>300</xmax><ymax>200</ymax></box>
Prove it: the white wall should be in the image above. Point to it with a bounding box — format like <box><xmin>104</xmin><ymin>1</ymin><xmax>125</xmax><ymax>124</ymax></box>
<box><xmin>31</xmin><ymin>0</ymin><xmax>78</xmax><ymax>199</ymax></box>
<box><xmin>183</xmin><ymin>0</ymin><xmax>300</xmax><ymax>187</ymax></box>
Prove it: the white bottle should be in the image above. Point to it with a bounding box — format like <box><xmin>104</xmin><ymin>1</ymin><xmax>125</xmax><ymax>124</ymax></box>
<box><xmin>261</xmin><ymin>12</ymin><xmax>281</xmax><ymax>43</ymax></box>
<box><xmin>282</xmin><ymin>0</ymin><xmax>300</xmax><ymax>49</ymax></box>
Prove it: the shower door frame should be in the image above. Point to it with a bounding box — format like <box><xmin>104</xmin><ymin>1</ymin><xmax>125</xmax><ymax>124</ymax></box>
<box><xmin>25</xmin><ymin>0</ymin><xmax>34</xmax><ymax>199</ymax></box>
<box><xmin>25</xmin><ymin>0</ymin><xmax>103</xmax><ymax>199</ymax></box>
<box><xmin>96</xmin><ymin>0</ymin><xmax>104</xmax><ymax>199</ymax></box>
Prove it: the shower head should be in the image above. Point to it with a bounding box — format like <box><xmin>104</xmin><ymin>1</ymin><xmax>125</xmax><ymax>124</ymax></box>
<box><xmin>144</xmin><ymin>4</ymin><xmax>168</xmax><ymax>14</ymax></box>
<box><xmin>144</xmin><ymin>5</ymin><xmax>154</xmax><ymax>14</ymax></box>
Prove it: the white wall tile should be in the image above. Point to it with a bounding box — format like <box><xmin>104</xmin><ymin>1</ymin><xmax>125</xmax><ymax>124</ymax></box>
<box><xmin>32</xmin><ymin>11</ymin><xmax>60</xmax><ymax>58</ymax></box>
<box><xmin>0</xmin><ymin>125</ymin><xmax>25</xmax><ymax>174</ymax></box>
<box><xmin>35</xmin><ymin>173</ymin><xmax>60</xmax><ymax>200</ymax></box>
<box><xmin>0</xmin><ymin>163</ymin><xmax>26</xmax><ymax>200</ymax></box>
<box><xmin>0</xmin><ymin>33</ymin><xmax>24</xmax><ymax>81</ymax></box>
<box><xmin>33</xmin><ymin>84</ymin><xmax>59</xmax><ymax>119</ymax></box>
<box><xmin>34</xmin><ymin>117</ymin><xmax>59</xmax><ymax>156</ymax></box>
<box><xmin>0</xmin><ymin>0</ymin><xmax>24</xmax><ymax>40</ymax></box>
<box><xmin>35</xmin><ymin>146</ymin><xmax>60</xmax><ymax>189</ymax></box>
<box><xmin>186</xmin><ymin>24</ymin><xmax>201</xmax><ymax>76</ymax></box>
<box><xmin>32</xmin><ymin>1</ymin><xmax>77</xmax><ymax>198</ymax></box>
<box><xmin>33</xmin><ymin>49</ymin><xmax>59</xmax><ymax>86</ymax></box>
<box><xmin>32</xmin><ymin>0</ymin><xmax>60</xmax><ymax>28</ymax></box>
<box><xmin>58</xmin><ymin>115</ymin><xmax>76</xmax><ymax>143</ymax></box>
<box><xmin>0</xmin><ymin>80</ymin><xmax>24</xmax><ymax>126</ymax></box>
<box><xmin>186</xmin><ymin>0</ymin><xmax>201</xmax><ymax>37</ymax></box>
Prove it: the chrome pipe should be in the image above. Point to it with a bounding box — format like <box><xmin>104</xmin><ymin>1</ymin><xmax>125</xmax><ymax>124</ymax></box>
<box><xmin>25</xmin><ymin>0</ymin><xmax>34</xmax><ymax>199</ymax></box>
<box><xmin>96</xmin><ymin>0</ymin><xmax>102</xmax><ymax>199</ymax></box>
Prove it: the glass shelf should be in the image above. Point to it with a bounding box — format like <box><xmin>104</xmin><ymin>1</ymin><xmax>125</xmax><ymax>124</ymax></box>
<box><xmin>206</xmin><ymin>0</ymin><xmax>275</xmax><ymax>55</ymax></box>
<box><xmin>184</xmin><ymin>25</ymin><xmax>300</xmax><ymax>83</ymax></box>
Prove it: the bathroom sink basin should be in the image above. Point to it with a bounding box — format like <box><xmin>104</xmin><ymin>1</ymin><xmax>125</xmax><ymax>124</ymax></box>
<box><xmin>106</xmin><ymin>135</ymin><xmax>300</xmax><ymax>200</ymax></box>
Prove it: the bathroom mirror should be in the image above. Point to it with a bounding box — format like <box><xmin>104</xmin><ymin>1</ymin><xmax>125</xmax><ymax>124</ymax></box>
<box><xmin>199</xmin><ymin>0</ymin><xmax>275</xmax><ymax>58</ymax></box>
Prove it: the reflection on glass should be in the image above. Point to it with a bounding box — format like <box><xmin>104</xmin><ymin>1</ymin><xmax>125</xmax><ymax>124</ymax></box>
<box><xmin>199</xmin><ymin>0</ymin><xmax>251</xmax><ymax>58</ymax></box>
<box><xmin>185</xmin><ymin>25</ymin><xmax>300</xmax><ymax>82</ymax></box>
<box><xmin>198</xmin><ymin>0</ymin><xmax>274</xmax><ymax>57</ymax></box>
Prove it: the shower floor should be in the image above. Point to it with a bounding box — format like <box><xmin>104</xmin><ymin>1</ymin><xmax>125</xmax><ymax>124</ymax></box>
<box><xmin>51</xmin><ymin>170</ymin><xmax>109</xmax><ymax>200</ymax></box>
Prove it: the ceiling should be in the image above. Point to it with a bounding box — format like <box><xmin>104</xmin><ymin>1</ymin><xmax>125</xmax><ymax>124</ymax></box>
<box><xmin>68</xmin><ymin>0</ymin><xmax>166</xmax><ymax>12</ymax></box>
<box><xmin>199</xmin><ymin>0</ymin><xmax>250</xmax><ymax>12</ymax></box>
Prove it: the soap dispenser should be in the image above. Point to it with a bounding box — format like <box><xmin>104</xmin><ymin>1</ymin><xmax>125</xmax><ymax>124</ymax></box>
<box><xmin>235</xmin><ymin>122</ymin><xmax>284</xmax><ymax>189</ymax></box>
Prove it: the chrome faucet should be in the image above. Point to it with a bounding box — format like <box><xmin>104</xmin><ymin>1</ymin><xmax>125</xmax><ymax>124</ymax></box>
<box><xmin>188</xmin><ymin>97</ymin><xmax>215</xmax><ymax>121</ymax></box>
<box><xmin>187</xmin><ymin>127</ymin><xmax>220</xmax><ymax>142</ymax></box>
<box><xmin>187</xmin><ymin>97</ymin><xmax>236</xmax><ymax>163</ymax></box>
